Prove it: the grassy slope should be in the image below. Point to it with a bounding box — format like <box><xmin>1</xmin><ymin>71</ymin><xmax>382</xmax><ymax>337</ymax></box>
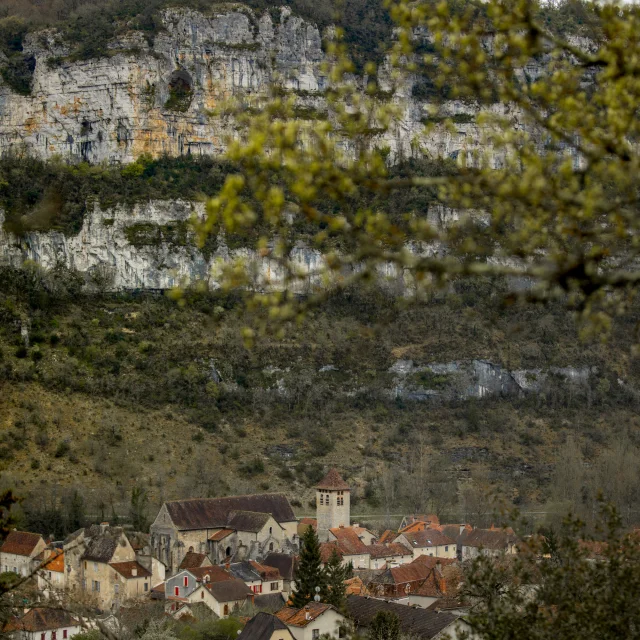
<box><xmin>1</xmin><ymin>280</ymin><xmax>639</xmax><ymax>532</ymax></box>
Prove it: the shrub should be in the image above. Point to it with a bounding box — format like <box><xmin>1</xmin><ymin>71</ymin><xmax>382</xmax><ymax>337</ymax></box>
<box><xmin>54</xmin><ymin>440</ymin><xmax>70</xmax><ymax>458</ymax></box>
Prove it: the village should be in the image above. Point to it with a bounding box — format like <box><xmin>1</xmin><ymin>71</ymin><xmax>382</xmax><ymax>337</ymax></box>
<box><xmin>1</xmin><ymin>469</ymin><xmax>523</xmax><ymax>640</ymax></box>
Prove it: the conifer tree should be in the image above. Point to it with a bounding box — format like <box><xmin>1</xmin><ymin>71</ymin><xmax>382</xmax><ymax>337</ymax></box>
<box><xmin>324</xmin><ymin>548</ymin><xmax>347</xmax><ymax>611</ymax></box>
<box><xmin>291</xmin><ymin>525</ymin><xmax>326</xmax><ymax>608</ymax></box>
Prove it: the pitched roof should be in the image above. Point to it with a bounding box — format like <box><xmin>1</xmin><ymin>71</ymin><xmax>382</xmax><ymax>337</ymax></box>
<box><xmin>191</xmin><ymin>565</ymin><xmax>233</xmax><ymax>583</ymax></box>
<box><xmin>3</xmin><ymin>609</ymin><xmax>78</xmax><ymax>633</ymax></box>
<box><xmin>238</xmin><ymin>612</ymin><xmax>291</xmax><ymax>640</ymax></box>
<box><xmin>431</xmin><ymin>524</ymin><xmax>472</xmax><ymax>543</ymax></box>
<box><xmin>164</xmin><ymin>494</ymin><xmax>296</xmax><ymax>530</ymax></box>
<box><xmin>82</xmin><ymin>535</ymin><xmax>120</xmax><ymax>563</ymax></box>
<box><xmin>275</xmin><ymin>602</ymin><xmax>335</xmax><ymax>627</ymax></box>
<box><xmin>345</xmin><ymin>577</ymin><xmax>370</xmax><ymax>596</ymax></box>
<box><xmin>210</xmin><ymin>529</ymin><xmax>234</xmax><ymax>541</ymax></box>
<box><xmin>409</xmin><ymin>555</ymin><xmax>457</xmax><ymax>570</ymax></box>
<box><xmin>329</xmin><ymin>528</ymin><xmax>369</xmax><ymax>555</ymax></box>
<box><xmin>401</xmin><ymin>530</ymin><xmax>455</xmax><ymax>549</ymax></box>
<box><xmin>252</xmin><ymin>592</ymin><xmax>287</xmax><ymax>613</ymax></box>
<box><xmin>110</xmin><ymin>561</ymin><xmax>151</xmax><ymax>579</ymax></box>
<box><xmin>320</xmin><ymin>542</ymin><xmax>344</xmax><ymax>563</ymax></box>
<box><xmin>462</xmin><ymin>528</ymin><xmax>518</xmax><ymax>550</ymax></box>
<box><xmin>40</xmin><ymin>549</ymin><xmax>64</xmax><ymax>573</ymax></box>
<box><xmin>179</xmin><ymin>551</ymin><xmax>209</xmax><ymax>570</ymax></box>
<box><xmin>249</xmin><ymin>560</ymin><xmax>281</xmax><ymax>580</ymax></box>
<box><xmin>378</xmin><ymin>530</ymin><xmax>397</xmax><ymax>545</ymax></box>
<box><xmin>315</xmin><ymin>468</ymin><xmax>350</xmax><ymax>491</ymax></box>
<box><xmin>372</xmin><ymin>563</ymin><xmax>430</xmax><ymax>586</ymax></box>
<box><xmin>299</xmin><ymin>518</ymin><xmax>317</xmax><ymax>530</ymax></box>
<box><xmin>347</xmin><ymin>595</ymin><xmax>457</xmax><ymax>639</ymax></box>
<box><xmin>0</xmin><ymin>531</ymin><xmax>44</xmax><ymax>557</ymax></box>
<box><xmin>204</xmin><ymin>577</ymin><xmax>253</xmax><ymax>603</ymax></box>
<box><xmin>263</xmin><ymin>553</ymin><xmax>296</xmax><ymax>580</ymax></box>
<box><xmin>229</xmin><ymin>561</ymin><xmax>261</xmax><ymax>582</ymax></box>
<box><xmin>367</xmin><ymin>543</ymin><xmax>412</xmax><ymax>559</ymax></box>
<box><xmin>226</xmin><ymin>510</ymin><xmax>272</xmax><ymax>533</ymax></box>
<box><xmin>411</xmin><ymin>571</ymin><xmax>445</xmax><ymax>598</ymax></box>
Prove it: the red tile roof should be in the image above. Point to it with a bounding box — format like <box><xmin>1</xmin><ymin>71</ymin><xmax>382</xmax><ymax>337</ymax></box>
<box><xmin>315</xmin><ymin>469</ymin><xmax>350</xmax><ymax>491</ymax></box>
<box><xmin>299</xmin><ymin>518</ymin><xmax>317</xmax><ymax>530</ymax></box>
<box><xmin>378</xmin><ymin>530</ymin><xmax>398</xmax><ymax>545</ymax></box>
<box><xmin>410</xmin><ymin>555</ymin><xmax>456</xmax><ymax>570</ymax></box>
<box><xmin>179</xmin><ymin>551</ymin><xmax>209</xmax><ymax>570</ymax></box>
<box><xmin>275</xmin><ymin>602</ymin><xmax>334</xmax><ymax>627</ymax></box>
<box><xmin>41</xmin><ymin>549</ymin><xmax>64</xmax><ymax>573</ymax></box>
<box><xmin>320</xmin><ymin>542</ymin><xmax>344</xmax><ymax>563</ymax></box>
<box><xmin>110</xmin><ymin>561</ymin><xmax>151</xmax><ymax>579</ymax></box>
<box><xmin>1</xmin><ymin>531</ymin><xmax>44</xmax><ymax>557</ymax></box>
<box><xmin>345</xmin><ymin>577</ymin><xmax>369</xmax><ymax>596</ymax></box>
<box><xmin>462</xmin><ymin>528</ymin><xmax>518</xmax><ymax>550</ymax></box>
<box><xmin>210</xmin><ymin>529</ymin><xmax>234</xmax><ymax>541</ymax></box>
<box><xmin>191</xmin><ymin>565</ymin><xmax>233</xmax><ymax>583</ymax></box>
<box><xmin>401</xmin><ymin>530</ymin><xmax>455</xmax><ymax>549</ymax></box>
<box><xmin>249</xmin><ymin>560</ymin><xmax>281</xmax><ymax>580</ymax></box>
<box><xmin>367</xmin><ymin>543</ymin><xmax>412</xmax><ymax>558</ymax></box>
<box><xmin>329</xmin><ymin>527</ymin><xmax>370</xmax><ymax>555</ymax></box>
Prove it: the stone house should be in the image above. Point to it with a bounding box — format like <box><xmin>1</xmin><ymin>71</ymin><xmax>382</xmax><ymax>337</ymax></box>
<box><xmin>327</xmin><ymin>527</ymin><xmax>370</xmax><ymax>570</ymax></box>
<box><xmin>0</xmin><ymin>531</ymin><xmax>46</xmax><ymax>577</ymax></box>
<box><xmin>63</xmin><ymin>524</ymin><xmax>156</xmax><ymax>611</ymax></box>
<box><xmin>366</xmin><ymin>543</ymin><xmax>413</xmax><ymax>569</ymax></box>
<box><xmin>229</xmin><ymin>560</ymin><xmax>283</xmax><ymax>594</ymax></box>
<box><xmin>238</xmin><ymin>612</ymin><xmax>296</xmax><ymax>640</ymax></box>
<box><xmin>427</xmin><ymin>525</ymin><xmax>473</xmax><ymax>561</ymax></box>
<box><xmin>275</xmin><ymin>602</ymin><xmax>346</xmax><ymax>640</ymax></box>
<box><xmin>166</xmin><ymin>565</ymin><xmax>232</xmax><ymax>601</ymax></box>
<box><xmin>395</xmin><ymin>530</ymin><xmax>457</xmax><ymax>560</ymax></box>
<box><xmin>150</xmin><ymin>494</ymin><xmax>298</xmax><ymax>574</ymax></box>
<box><xmin>263</xmin><ymin>553</ymin><xmax>297</xmax><ymax>594</ymax></box>
<box><xmin>460</xmin><ymin>527</ymin><xmax>519</xmax><ymax>560</ymax></box>
<box><xmin>166</xmin><ymin>576</ymin><xmax>253</xmax><ymax>618</ymax></box>
<box><xmin>347</xmin><ymin>594</ymin><xmax>473</xmax><ymax>639</ymax></box>
<box><xmin>36</xmin><ymin>549</ymin><xmax>66</xmax><ymax>596</ymax></box>
<box><xmin>3</xmin><ymin>608</ymin><xmax>81</xmax><ymax>640</ymax></box>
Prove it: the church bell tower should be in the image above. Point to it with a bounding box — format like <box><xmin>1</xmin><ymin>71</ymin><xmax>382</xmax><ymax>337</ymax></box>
<box><xmin>315</xmin><ymin>468</ymin><xmax>350</xmax><ymax>542</ymax></box>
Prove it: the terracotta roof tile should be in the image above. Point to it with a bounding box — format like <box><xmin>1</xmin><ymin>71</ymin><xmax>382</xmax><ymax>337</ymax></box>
<box><xmin>191</xmin><ymin>565</ymin><xmax>233</xmax><ymax>582</ymax></box>
<box><xmin>401</xmin><ymin>530</ymin><xmax>455</xmax><ymax>549</ymax></box>
<box><xmin>410</xmin><ymin>555</ymin><xmax>456</xmax><ymax>570</ymax></box>
<box><xmin>210</xmin><ymin>529</ymin><xmax>234</xmax><ymax>541</ymax></box>
<box><xmin>329</xmin><ymin>528</ymin><xmax>369</xmax><ymax>555</ymax></box>
<box><xmin>378</xmin><ymin>530</ymin><xmax>397</xmax><ymax>544</ymax></box>
<box><xmin>367</xmin><ymin>543</ymin><xmax>412</xmax><ymax>558</ymax></box>
<box><xmin>345</xmin><ymin>577</ymin><xmax>369</xmax><ymax>596</ymax></box>
<box><xmin>179</xmin><ymin>551</ymin><xmax>209</xmax><ymax>570</ymax></box>
<box><xmin>41</xmin><ymin>549</ymin><xmax>64</xmax><ymax>573</ymax></box>
<box><xmin>320</xmin><ymin>542</ymin><xmax>344</xmax><ymax>563</ymax></box>
<box><xmin>110</xmin><ymin>561</ymin><xmax>151</xmax><ymax>579</ymax></box>
<box><xmin>275</xmin><ymin>602</ymin><xmax>334</xmax><ymax>627</ymax></box>
<box><xmin>315</xmin><ymin>469</ymin><xmax>350</xmax><ymax>491</ymax></box>
<box><xmin>0</xmin><ymin>531</ymin><xmax>44</xmax><ymax>557</ymax></box>
<box><xmin>462</xmin><ymin>528</ymin><xmax>518</xmax><ymax>550</ymax></box>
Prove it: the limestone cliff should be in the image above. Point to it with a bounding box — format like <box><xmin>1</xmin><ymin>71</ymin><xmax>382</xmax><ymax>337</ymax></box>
<box><xmin>0</xmin><ymin>6</ymin><xmax>481</xmax><ymax>164</ymax></box>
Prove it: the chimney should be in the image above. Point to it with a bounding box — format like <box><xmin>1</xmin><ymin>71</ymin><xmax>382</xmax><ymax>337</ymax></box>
<box><xmin>100</xmin><ymin>522</ymin><xmax>109</xmax><ymax>533</ymax></box>
<box><xmin>460</xmin><ymin>525</ymin><xmax>465</xmax><ymax>536</ymax></box>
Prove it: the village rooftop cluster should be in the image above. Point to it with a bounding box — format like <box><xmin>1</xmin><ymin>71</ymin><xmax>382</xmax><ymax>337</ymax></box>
<box><xmin>1</xmin><ymin>469</ymin><xmax>521</xmax><ymax>640</ymax></box>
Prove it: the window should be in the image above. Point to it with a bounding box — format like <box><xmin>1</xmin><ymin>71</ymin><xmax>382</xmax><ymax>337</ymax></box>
<box><xmin>252</xmin><ymin>585</ymin><xmax>262</xmax><ymax>594</ymax></box>
<box><xmin>174</xmin><ymin>586</ymin><xmax>180</xmax><ymax>597</ymax></box>
<box><xmin>184</xmin><ymin>576</ymin><xmax>188</xmax><ymax>587</ymax></box>
<box><xmin>312</xmin><ymin>630</ymin><xmax>320</xmax><ymax>639</ymax></box>
<box><xmin>269</xmin><ymin>543</ymin><xmax>274</xmax><ymax>552</ymax></box>
<box><xmin>63</xmin><ymin>631</ymin><xmax>68</xmax><ymax>639</ymax></box>
<box><xmin>84</xmin><ymin>562</ymin><xmax>87</xmax><ymax>570</ymax></box>
<box><xmin>320</xmin><ymin>495</ymin><xmax>323</xmax><ymax>505</ymax></box>
<box><xmin>41</xmin><ymin>634</ymin><xmax>45</xmax><ymax>640</ymax></box>
<box><xmin>52</xmin><ymin>632</ymin><xmax>56</xmax><ymax>640</ymax></box>
<box><xmin>269</xmin><ymin>526</ymin><xmax>272</xmax><ymax>535</ymax></box>
<box><xmin>93</xmin><ymin>562</ymin><xmax>98</xmax><ymax>572</ymax></box>
<box><xmin>144</xmin><ymin>583</ymin><xmax>148</xmax><ymax>592</ymax></box>
<box><xmin>93</xmin><ymin>580</ymin><xmax>100</xmax><ymax>592</ymax></box>
<box><xmin>445</xmin><ymin>546</ymin><xmax>448</xmax><ymax>552</ymax></box>
<box><xmin>114</xmin><ymin>584</ymin><xmax>119</xmax><ymax>594</ymax></box>
<box><xmin>225</xmin><ymin>546</ymin><xmax>231</xmax><ymax>558</ymax></box>
<box><xmin>271</xmin><ymin>582</ymin><xmax>278</xmax><ymax>591</ymax></box>
<box><xmin>223</xmin><ymin>605</ymin><xmax>229</xmax><ymax>616</ymax></box>
<box><xmin>82</xmin><ymin>579</ymin><xmax>87</xmax><ymax>591</ymax></box>
<box><xmin>201</xmin><ymin>591</ymin><xmax>204</xmax><ymax>599</ymax></box>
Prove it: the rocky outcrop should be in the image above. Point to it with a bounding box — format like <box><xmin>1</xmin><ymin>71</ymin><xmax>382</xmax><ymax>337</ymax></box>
<box><xmin>0</xmin><ymin>6</ymin><xmax>494</xmax><ymax>165</ymax></box>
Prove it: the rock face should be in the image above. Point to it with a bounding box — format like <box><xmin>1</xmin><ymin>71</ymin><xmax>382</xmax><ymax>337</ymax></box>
<box><xmin>0</xmin><ymin>6</ymin><xmax>490</xmax><ymax>164</ymax></box>
<box><xmin>0</xmin><ymin>201</ymin><xmax>331</xmax><ymax>291</ymax></box>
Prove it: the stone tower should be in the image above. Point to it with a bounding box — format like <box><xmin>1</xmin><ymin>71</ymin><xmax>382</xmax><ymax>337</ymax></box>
<box><xmin>315</xmin><ymin>468</ymin><xmax>350</xmax><ymax>542</ymax></box>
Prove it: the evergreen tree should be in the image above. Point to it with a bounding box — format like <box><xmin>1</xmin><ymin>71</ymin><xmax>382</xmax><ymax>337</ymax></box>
<box><xmin>291</xmin><ymin>525</ymin><xmax>326</xmax><ymax>608</ymax></box>
<box><xmin>66</xmin><ymin>490</ymin><xmax>85</xmax><ymax>532</ymax></box>
<box><xmin>368</xmin><ymin>611</ymin><xmax>401</xmax><ymax>640</ymax></box>
<box><xmin>324</xmin><ymin>548</ymin><xmax>347</xmax><ymax>611</ymax></box>
<box><xmin>130</xmin><ymin>486</ymin><xmax>149</xmax><ymax>532</ymax></box>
